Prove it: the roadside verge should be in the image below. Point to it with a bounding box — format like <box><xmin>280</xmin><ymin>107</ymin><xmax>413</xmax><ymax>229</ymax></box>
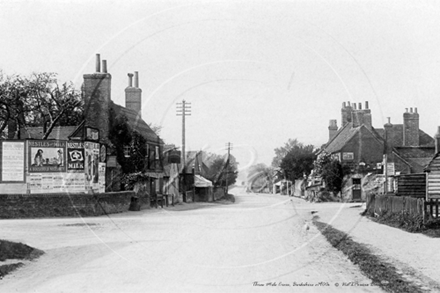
<box><xmin>0</xmin><ymin>240</ymin><xmax>44</xmax><ymax>279</ymax></box>
<box><xmin>313</xmin><ymin>220</ymin><xmax>427</xmax><ymax>293</ymax></box>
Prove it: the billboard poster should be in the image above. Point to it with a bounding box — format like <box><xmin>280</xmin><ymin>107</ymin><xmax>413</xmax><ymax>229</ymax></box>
<box><xmin>28</xmin><ymin>172</ymin><xmax>86</xmax><ymax>194</ymax></box>
<box><xmin>84</xmin><ymin>142</ymin><xmax>100</xmax><ymax>192</ymax></box>
<box><xmin>67</xmin><ymin>141</ymin><xmax>85</xmax><ymax>171</ymax></box>
<box><xmin>98</xmin><ymin>162</ymin><xmax>106</xmax><ymax>193</ymax></box>
<box><xmin>28</xmin><ymin>140</ymin><xmax>66</xmax><ymax>173</ymax></box>
<box><xmin>1</xmin><ymin>141</ymin><xmax>25</xmax><ymax>182</ymax></box>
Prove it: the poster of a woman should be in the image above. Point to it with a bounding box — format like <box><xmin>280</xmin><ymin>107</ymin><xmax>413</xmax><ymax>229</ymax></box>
<box><xmin>33</xmin><ymin>149</ymin><xmax>44</xmax><ymax>166</ymax></box>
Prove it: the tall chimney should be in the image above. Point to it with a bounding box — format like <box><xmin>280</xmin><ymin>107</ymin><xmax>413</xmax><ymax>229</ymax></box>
<box><xmin>125</xmin><ymin>72</ymin><xmax>142</xmax><ymax>118</ymax></box>
<box><xmin>102</xmin><ymin>60</ymin><xmax>107</xmax><ymax>73</ymax></box>
<box><xmin>384</xmin><ymin>117</ymin><xmax>393</xmax><ymax>155</ymax></box>
<box><xmin>365</xmin><ymin>101</ymin><xmax>369</xmax><ymax>109</ymax></box>
<box><xmin>83</xmin><ymin>53</ymin><xmax>111</xmax><ymax>144</ymax></box>
<box><xmin>435</xmin><ymin>126</ymin><xmax>440</xmax><ymax>154</ymax></box>
<box><xmin>128</xmin><ymin>73</ymin><xmax>133</xmax><ymax>87</ymax></box>
<box><xmin>95</xmin><ymin>54</ymin><xmax>101</xmax><ymax>73</ymax></box>
<box><xmin>134</xmin><ymin>71</ymin><xmax>139</xmax><ymax>88</ymax></box>
<box><xmin>358</xmin><ymin>102</ymin><xmax>362</xmax><ymax>110</ymax></box>
<box><xmin>352</xmin><ymin>110</ymin><xmax>364</xmax><ymax>127</ymax></box>
<box><xmin>341</xmin><ymin>102</ymin><xmax>353</xmax><ymax>126</ymax></box>
<box><xmin>328</xmin><ymin>119</ymin><xmax>338</xmax><ymax>141</ymax></box>
<box><xmin>403</xmin><ymin>107</ymin><xmax>419</xmax><ymax>146</ymax></box>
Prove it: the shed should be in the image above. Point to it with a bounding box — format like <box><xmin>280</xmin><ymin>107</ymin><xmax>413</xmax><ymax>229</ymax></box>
<box><xmin>194</xmin><ymin>175</ymin><xmax>213</xmax><ymax>202</ymax></box>
<box><xmin>424</xmin><ymin>153</ymin><xmax>440</xmax><ymax>199</ymax></box>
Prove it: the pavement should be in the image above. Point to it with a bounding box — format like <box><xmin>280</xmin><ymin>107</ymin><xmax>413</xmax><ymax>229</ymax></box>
<box><xmin>302</xmin><ymin>199</ymin><xmax>440</xmax><ymax>292</ymax></box>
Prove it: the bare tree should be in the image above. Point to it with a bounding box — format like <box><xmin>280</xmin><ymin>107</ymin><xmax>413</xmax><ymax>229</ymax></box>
<box><xmin>0</xmin><ymin>72</ymin><xmax>83</xmax><ymax>139</ymax></box>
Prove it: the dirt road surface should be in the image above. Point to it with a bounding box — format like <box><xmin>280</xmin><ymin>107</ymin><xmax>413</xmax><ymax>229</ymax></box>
<box><xmin>0</xmin><ymin>187</ymin><xmax>381</xmax><ymax>293</ymax></box>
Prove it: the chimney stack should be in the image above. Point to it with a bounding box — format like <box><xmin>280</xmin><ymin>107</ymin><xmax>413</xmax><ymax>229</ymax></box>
<box><xmin>128</xmin><ymin>73</ymin><xmax>133</xmax><ymax>87</ymax></box>
<box><xmin>435</xmin><ymin>126</ymin><xmax>440</xmax><ymax>154</ymax></box>
<box><xmin>384</xmin><ymin>117</ymin><xmax>393</xmax><ymax>155</ymax></box>
<box><xmin>83</xmin><ymin>53</ymin><xmax>111</xmax><ymax>144</ymax></box>
<box><xmin>341</xmin><ymin>101</ymin><xmax>353</xmax><ymax>126</ymax></box>
<box><xmin>95</xmin><ymin>54</ymin><xmax>101</xmax><ymax>73</ymax></box>
<box><xmin>403</xmin><ymin>107</ymin><xmax>419</xmax><ymax>146</ymax></box>
<box><xmin>125</xmin><ymin>72</ymin><xmax>142</xmax><ymax>118</ymax></box>
<box><xmin>102</xmin><ymin>60</ymin><xmax>107</xmax><ymax>73</ymax></box>
<box><xmin>134</xmin><ymin>71</ymin><xmax>139</xmax><ymax>88</ymax></box>
<box><xmin>328</xmin><ymin>119</ymin><xmax>338</xmax><ymax>141</ymax></box>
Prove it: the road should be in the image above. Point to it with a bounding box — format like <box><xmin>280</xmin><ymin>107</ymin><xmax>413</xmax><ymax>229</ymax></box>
<box><xmin>0</xmin><ymin>187</ymin><xmax>381</xmax><ymax>292</ymax></box>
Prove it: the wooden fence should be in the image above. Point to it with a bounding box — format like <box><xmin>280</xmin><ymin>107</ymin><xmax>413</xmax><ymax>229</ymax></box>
<box><xmin>396</xmin><ymin>173</ymin><xmax>426</xmax><ymax>198</ymax></box>
<box><xmin>365</xmin><ymin>193</ymin><xmax>424</xmax><ymax>217</ymax></box>
<box><xmin>425</xmin><ymin>198</ymin><xmax>440</xmax><ymax>219</ymax></box>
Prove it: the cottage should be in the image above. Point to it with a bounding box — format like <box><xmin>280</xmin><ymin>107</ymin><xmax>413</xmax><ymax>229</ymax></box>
<box><xmin>323</xmin><ymin>101</ymin><xmax>434</xmax><ymax>175</ymax></box>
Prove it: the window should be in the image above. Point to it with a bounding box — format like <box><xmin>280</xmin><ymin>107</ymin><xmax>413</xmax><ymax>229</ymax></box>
<box><xmin>123</xmin><ymin>146</ymin><xmax>131</xmax><ymax>158</ymax></box>
<box><xmin>342</xmin><ymin>152</ymin><xmax>354</xmax><ymax>161</ymax></box>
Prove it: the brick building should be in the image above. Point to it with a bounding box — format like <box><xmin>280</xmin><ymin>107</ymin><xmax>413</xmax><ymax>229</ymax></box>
<box><xmin>79</xmin><ymin>54</ymin><xmax>165</xmax><ymax>193</ymax></box>
<box><xmin>322</xmin><ymin>101</ymin><xmax>434</xmax><ymax>174</ymax></box>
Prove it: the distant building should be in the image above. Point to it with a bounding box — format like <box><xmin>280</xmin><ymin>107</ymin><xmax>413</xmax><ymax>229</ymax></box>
<box><xmin>322</xmin><ymin>101</ymin><xmax>434</xmax><ymax>174</ymax></box>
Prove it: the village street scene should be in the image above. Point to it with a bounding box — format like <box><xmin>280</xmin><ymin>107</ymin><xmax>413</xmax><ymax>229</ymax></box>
<box><xmin>1</xmin><ymin>1</ymin><xmax>440</xmax><ymax>292</ymax></box>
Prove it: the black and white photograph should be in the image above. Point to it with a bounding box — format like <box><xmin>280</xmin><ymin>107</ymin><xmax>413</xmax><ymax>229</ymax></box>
<box><xmin>1</xmin><ymin>0</ymin><xmax>440</xmax><ymax>292</ymax></box>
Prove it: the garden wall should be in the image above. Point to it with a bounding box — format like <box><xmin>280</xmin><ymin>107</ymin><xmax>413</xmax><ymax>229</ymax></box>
<box><xmin>0</xmin><ymin>191</ymin><xmax>135</xmax><ymax>219</ymax></box>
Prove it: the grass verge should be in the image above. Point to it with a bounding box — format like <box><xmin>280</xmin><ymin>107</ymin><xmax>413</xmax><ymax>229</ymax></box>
<box><xmin>362</xmin><ymin>209</ymin><xmax>440</xmax><ymax>238</ymax></box>
<box><xmin>0</xmin><ymin>240</ymin><xmax>44</xmax><ymax>279</ymax></box>
<box><xmin>313</xmin><ymin>220</ymin><xmax>425</xmax><ymax>293</ymax></box>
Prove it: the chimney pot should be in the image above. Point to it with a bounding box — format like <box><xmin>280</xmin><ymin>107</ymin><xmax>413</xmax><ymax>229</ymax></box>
<box><xmin>134</xmin><ymin>71</ymin><xmax>139</xmax><ymax>88</ymax></box>
<box><xmin>128</xmin><ymin>73</ymin><xmax>133</xmax><ymax>87</ymax></box>
<box><xmin>348</xmin><ymin>101</ymin><xmax>351</xmax><ymax>106</ymax></box>
<box><xmin>95</xmin><ymin>54</ymin><xmax>101</xmax><ymax>73</ymax></box>
<box><xmin>342</xmin><ymin>102</ymin><xmax>346</xmax><ymax>108</ymax></box>
<box><xmin>358</xmin><ymin>102</ymin><xmax>362</xmax><ymax>110</ymax></box>
<box><xmin>415</xmin><ymin>107</ymin><xmax>418</xmax><ymax>113</ymax></box>
<box><xmin>353</xmin><ymin>103</ymin><xmax>357</xmax><ymax>110</ymax></box>
<box><xmin>410</xmin><ymin>107</ymin><xmax>413</xmax><ymax>113</ymax></box>
<box><xmin>388</xmin><ymin>117</ymin><xmax>391</xmax><ymax>124</ymax></box>
<box><xmin>365</xmin><ymin>101</ymin><xmax>369</xmax><ymax>109</ymax></box>
<box><xmin>405</xmin><ymin>108</ymin><xmax>408</xmax><ymax>113</ymax></box>
<box><xmin>102</xmin><ymin>60</ymin><xmax>107</xmax><ymax>73</ymax></box>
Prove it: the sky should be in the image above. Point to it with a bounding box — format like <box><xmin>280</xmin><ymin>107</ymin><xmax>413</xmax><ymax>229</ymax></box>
<box><xmin>1</xmin><ymin>0</ymin><xmax>440</xmax><ymax>179</ymax></box>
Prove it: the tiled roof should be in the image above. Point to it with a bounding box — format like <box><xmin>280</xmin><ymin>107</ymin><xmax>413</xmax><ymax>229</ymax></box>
<box><xmin>323</xmin><ymin>123</ymin><xmax>381</xmax><ymax>154</ymax></box>
<box><xmin>111</xmin><ymin>102</ymin><xmax>163</xmax><ymax>144</ymax></box>
<box><xmin>425</xmin><ymin>152</ymin><xmax>440</xmax><ymax>172</ymax></box>
<box><xmin>323</xmin><ymin>122</ymin><xmax>356</xmax><ymax>153</ymax></box>
<box><xmin>393</xmin><ymin>146</ymin><xmax>435</xmax><ymax>173</ymax></box>
<box><xmin>19</xmin><ymin>126</ymin><xmax>77</xmax><ymax>140</ymax></box>
<box><xmin>372</xmin><ymin>124</ymin><xmax>434</xmax><ymax>147</ymax></box>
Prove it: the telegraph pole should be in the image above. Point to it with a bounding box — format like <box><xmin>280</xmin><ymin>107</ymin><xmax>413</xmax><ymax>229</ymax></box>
<box><xmin>176</xmin><ymin>100</ymin><xmax>191</xmax><ymax>201</ymax></box>
<box><xmin>225</xmin><ymin>142</ymin><xmax>233</xmax><ymax>195</ymax></box>
<box><xmin>176</xmin><ymin>100</ymin><xmax>191</xmax><ymax>169</ymax></box>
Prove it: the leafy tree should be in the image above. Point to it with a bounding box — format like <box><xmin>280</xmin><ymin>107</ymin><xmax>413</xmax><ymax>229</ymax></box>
<box><xmin>206</xmin><ymin>155</ymin><xmax>238</xmax><ymax>187</ymax></box>
<box><xmin>272</xmin><ymin>138</ymin><xmax>302</xmax><ymax>168</ymax></box>
<box><xmin>314</xmin><ymin>152</ymin><xmax>346</xmax><ymax>194</ymax></box>
<box><xmin>247</xmin><ymin>163</ymin><xmax>275</xmax><ymax>192</ymax></box>
<box><xmin>0</xmin><ymin>71</ymin><xmax>83</xmax><ymax>139</ymax></box>
<box><xmin>278</xmin><ymin>140</ymin><xmax>316</xmax><ymax>181</ymax></box>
